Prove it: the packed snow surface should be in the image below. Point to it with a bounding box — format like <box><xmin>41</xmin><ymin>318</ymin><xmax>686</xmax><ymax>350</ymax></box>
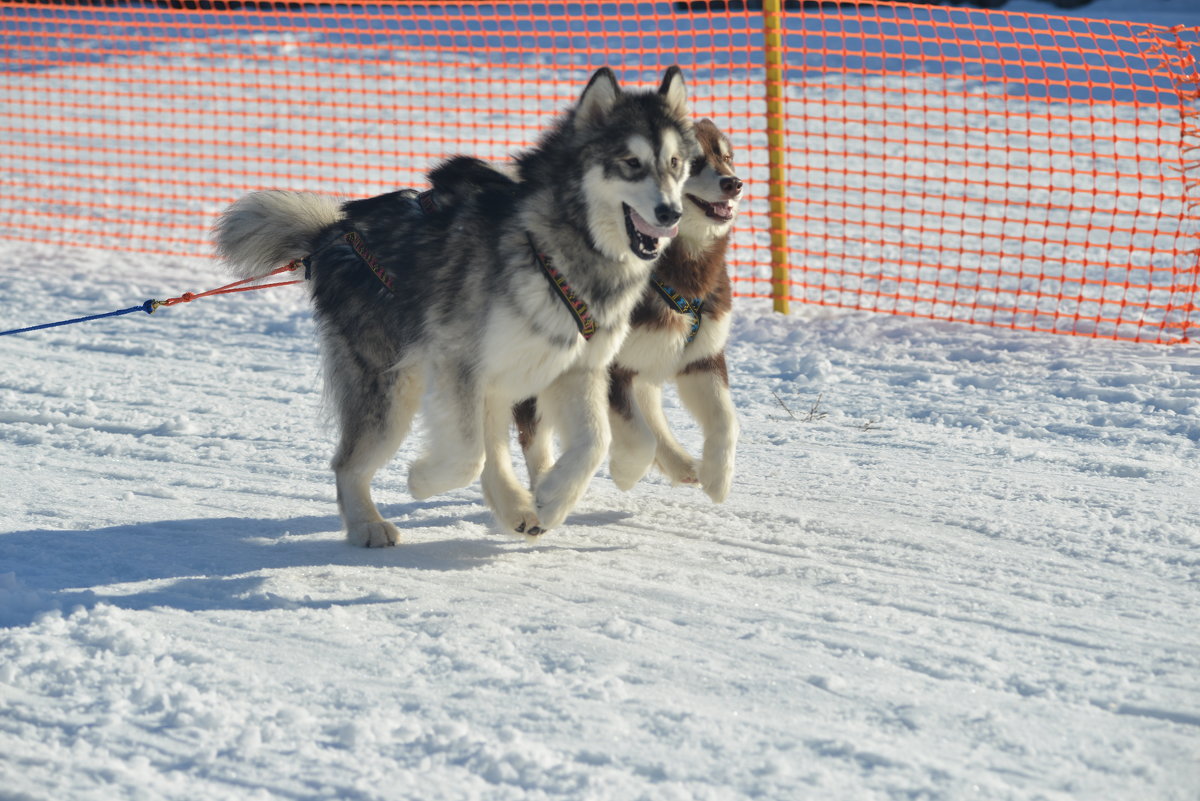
<box><xmin>1</xmin><ymin>238</ymin><xmax>1198</xmax><ymax>800</ymax></box>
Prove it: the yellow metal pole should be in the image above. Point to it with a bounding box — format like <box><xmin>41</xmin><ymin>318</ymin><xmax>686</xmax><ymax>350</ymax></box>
<box><xmin>763</xmin><ymin>0</ymin><xmax>790</xmax><ymax>313</ymax></box>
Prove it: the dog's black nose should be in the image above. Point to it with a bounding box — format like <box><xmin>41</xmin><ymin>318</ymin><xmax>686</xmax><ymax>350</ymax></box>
<box><xmin>721</xmin><ymin>177</ymin><xmax>743</xmax><ymax>197</ymax></box>
<box><xmin>655</xmin><ymin>204</ymin><xmax>682</xmax><ymax>227</ymax></box>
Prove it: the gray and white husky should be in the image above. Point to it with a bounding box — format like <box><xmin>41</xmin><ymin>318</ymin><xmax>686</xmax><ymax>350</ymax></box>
<box><xmin>515</xmin><ymin>119</ymin><xmax>742</xmax><ymax>502</ymax></box>
<box><xmin>212</xmin><ymin>67</ymin><xmax>697</xmax><ymax>546</ymax></box>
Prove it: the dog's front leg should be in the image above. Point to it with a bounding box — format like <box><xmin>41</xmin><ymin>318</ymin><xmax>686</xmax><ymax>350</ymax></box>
<box><xmin>676</xmin><ymin>355</ymin><xmax>738</xmax><ymax>503</ymax></box>
<box><xmin>481</xmin><ymin>393</ymin><xmax>542</xmax><ymax>536</ymax></box>
<box><xmin>533</xmin><ymin>367</ymin><xmax>612</xmax><ymax>531</ymax></box>
<box><xmin>637</xmin><ymin>380</ymin><xmax>700</xmax><ymax>487</ymax></box>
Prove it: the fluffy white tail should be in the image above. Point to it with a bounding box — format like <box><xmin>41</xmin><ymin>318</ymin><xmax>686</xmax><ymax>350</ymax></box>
<box><xmin>212</xmin><ymin>191</ymin><xmax>343</xmax><ymax>279</ymax></box>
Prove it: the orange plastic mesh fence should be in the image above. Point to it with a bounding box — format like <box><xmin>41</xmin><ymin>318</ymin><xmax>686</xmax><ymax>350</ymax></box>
<box><xmin>2</xmin><ymin>0</ymin><xmax>1198</xmax><ymax>343</ymax></box>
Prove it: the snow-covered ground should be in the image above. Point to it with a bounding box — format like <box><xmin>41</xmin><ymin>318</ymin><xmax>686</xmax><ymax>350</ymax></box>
<box><xmin>3</xmin><ymin>0</ymin><xmax>1200</xmax><ymax>799</ymax></box>
<box><xmin>2</xmin><ymin>240</ymin><xmax>1199</xmax><ymax>799</ymax></box>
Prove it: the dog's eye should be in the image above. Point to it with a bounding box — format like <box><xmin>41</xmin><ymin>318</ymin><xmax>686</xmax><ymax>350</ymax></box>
<box><xmin>624</xmin><ymin>157</ymin><xmax>642</xmax><ymax>170</ymax></box>
<box><xmin>724</xmin><ymin>154</ymin><xmax>733</xmax><ymax>164</ymax></box>
<box><xmin>670</xmin><ymin>156</ymin><xmax>679</xmax><ymax>170</ymax></box>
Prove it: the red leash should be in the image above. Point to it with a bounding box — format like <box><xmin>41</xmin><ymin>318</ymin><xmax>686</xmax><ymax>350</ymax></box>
<box><xmin>152</xmin><ymin>261</ymin><xmax>305</xmax><ymax>311</ymax></box>
<box><xmin>0</xmin><ymin>261</ymin><xmax>306</xmax><ymax>338</ymax></box>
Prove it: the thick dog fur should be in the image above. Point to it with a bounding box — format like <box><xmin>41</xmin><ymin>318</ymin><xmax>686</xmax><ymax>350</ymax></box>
<box><xmin>515</xmin><ymin>119</ymin><xmax>741</xmax><ymax>502</ymax></box>
<box><xmin>213</xmin><ymin>68</ymin><xmax>697</xmax><ymax>546</ymax></box>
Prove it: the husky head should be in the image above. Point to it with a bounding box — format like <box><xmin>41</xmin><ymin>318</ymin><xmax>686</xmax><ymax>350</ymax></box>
<box><xmin>519</xmin><ymin>67</ymin><xmax>698</xmax><ymax>263</ymax></box>
<box><xmin>681</xmin><ymin>119</ymin><xmax>742</xmax><ymax>242</ymax></box>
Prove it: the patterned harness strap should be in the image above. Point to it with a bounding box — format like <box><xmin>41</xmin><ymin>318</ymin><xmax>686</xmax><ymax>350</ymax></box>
<box><xmin>343</xmin><ymin>230</ymin><xmax>396</xmax><ymax>294</ymax></box>
<box><xmin>300</xmin><ymin>226</ymin><xmax>397</xmax><ymax>295</ymax></box>
<box><xmin>526</xmin><ymin>232</ymin><xmax>597</xmax><ymax>341</ymax></box>
<box><xmin>650</xmin><ymin>277</ymin><xmax>703</xmax><ymax>343</ymax></box>
<box><xmin>404</xmin><ymin>190</ymin><xmax>594</xmax><ymax>342</ymax></box>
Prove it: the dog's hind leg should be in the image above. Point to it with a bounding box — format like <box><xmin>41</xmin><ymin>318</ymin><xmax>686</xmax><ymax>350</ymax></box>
<box><xmin>676</xmin><ymin>354</ymin><xmax>738</xmax><ymax>503</ymax></box>
<box><xmin>333</xmin><ymin>366</ymin><xmax>423</xmax><ymax>547</ymax></box>
<box><xmin>482</xmin><ymin>393</ymin><xmax>541</xmax><ymax>537</ymax></box>
<box><xmin>407</xmin><ymin>361</ymin><xmax>486</xmax><ymax>500</ymax></box>
<box><xmin>607</xmin><ymin>367</ymin><xmax>656</xmax><ymax>491</ymax></box>
<box><xmin>533</xmin><ymin>367</ymin><xmax>612</xmax><ymax>531</ymax></box>
<box><xmin>637</xmin><ymin>381</ymin><xmax>700</xmax><ymax>487</ymax></box>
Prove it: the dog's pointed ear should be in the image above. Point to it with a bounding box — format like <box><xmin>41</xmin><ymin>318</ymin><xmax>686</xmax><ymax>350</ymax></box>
<box><xmin>576</xmin><ymin>68</ymin><xmax>620</xmax><ymax>130</ymax></box>
<box><xmin>659</xmin><ymin>66</ymin><xmax>689</xmax><ymax>119</ymax></box>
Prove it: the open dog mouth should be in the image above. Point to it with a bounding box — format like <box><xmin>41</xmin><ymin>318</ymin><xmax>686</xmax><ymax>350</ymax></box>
<box><xmin>687</xmin><ymin>194</ymin><xmax>735</xmax><ymax>222</ymax></box>
<box><xmin>623</xmin><ymin>204</ymin><xmax>677</xmax><ymax>260</ymax></box>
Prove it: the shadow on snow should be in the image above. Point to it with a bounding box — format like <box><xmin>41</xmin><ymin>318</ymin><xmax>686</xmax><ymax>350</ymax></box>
<box><xmin>0</xmin><ymin>501</ymin><xmax>634</xmax><ymax>628</ymax></box>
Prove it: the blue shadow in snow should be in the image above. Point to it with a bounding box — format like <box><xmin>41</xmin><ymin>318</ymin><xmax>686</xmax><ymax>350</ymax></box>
<box><xmin>0</xmin><ymin>500</ymin><xmax>631</xmax><ymax>628</ymax></box>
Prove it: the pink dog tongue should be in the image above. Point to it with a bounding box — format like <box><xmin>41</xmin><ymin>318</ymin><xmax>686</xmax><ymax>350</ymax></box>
<box><xmin>629</xmin><ymin>208</ymin><xmax>678</xmax><ymax>240</ymax></box>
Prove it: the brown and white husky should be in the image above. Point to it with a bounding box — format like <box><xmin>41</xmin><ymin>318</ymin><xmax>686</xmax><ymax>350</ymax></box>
<box><xmin>516</xmin><ymin>118</ymin><xmax>742</xmax><ymax>504</ymax></box>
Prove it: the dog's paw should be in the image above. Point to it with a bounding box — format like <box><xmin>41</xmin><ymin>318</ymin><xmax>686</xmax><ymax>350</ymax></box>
<box><xmin>609</xmin><ymin>428</ymin><xmax>655</xmax><ymax>492</ymax></box>
<box><xmin>346</xmin><ymin>520</ymin><xmax>400</xmax><ymax>548</ymax></box>
<box><xmin>406</xmin><ymin>460</ymin><xmax>438</xmax><ymax>501</ymax></box>
<box><xmin>533</xmin><ymin>450</ymin><xmax>604</xmax><ymax>531</ymax></box>
<box><xmin>656</xmin><ymin>450</ymin><xmax>699</xmax><ymax>487</ymax></box>
<box><xmin>481</xmin><ymin>475</ymin><xmax>542</xmax><ymax>539</ymax></box>
<box><xmin>408</xmin><ymin>455</ymin><xmax>480</xmax><ymax>501</ymax></box>
<box><xmin>609</xmin><ymin>447</ymin><xmax>654</xmax><ymax>492</ymax></box>
<box><xmin>699</xmin><ymin>458</ymin><xmax>732</xmax><ymax>503</ymax></box>
<box><xmin>533</xmin><ymin>482</ymin><xmax>572</xmax><ymax>533</ymax></box>
<box><xmin>491</xmin><ymin>496</ymin><xmax>543</xmax><ymax>539</ymax></box>
<box><xmin>513</xmin><ymin>513</ymin><xmax>544</xmax><ymax>540</ymax></box>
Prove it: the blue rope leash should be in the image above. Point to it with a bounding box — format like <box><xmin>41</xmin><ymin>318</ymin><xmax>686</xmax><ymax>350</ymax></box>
<box><xmin>0</xmin><ymin>299</ymin><xmax>158</xmax><ymax>338</ymax></box>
